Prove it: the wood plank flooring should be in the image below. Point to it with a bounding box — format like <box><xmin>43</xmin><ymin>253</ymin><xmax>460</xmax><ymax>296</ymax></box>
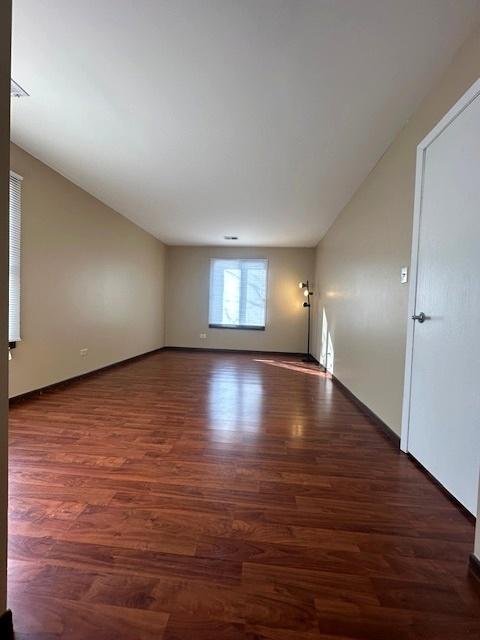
<box><xmin>7</xmin><ymin>350</ymin><xmax>480</xmax><ymax>639</ymax></box>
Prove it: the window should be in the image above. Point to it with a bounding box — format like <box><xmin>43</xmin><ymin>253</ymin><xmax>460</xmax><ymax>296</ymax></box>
<box><xmin>209</xmin><ymin>258</ymin><xmax>267</xmax><ymax>329</ymax></box>
<box><xmin>9</xmin><ymin>172</ymin><xmax>22</xmax><ymax>344</ymax></box>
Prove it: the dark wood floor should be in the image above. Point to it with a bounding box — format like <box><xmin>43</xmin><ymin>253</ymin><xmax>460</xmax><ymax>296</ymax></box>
<box><xmin>7</xmin><ymin>351</ymin><xmax>479</xmax><ymax>639</ymax></box>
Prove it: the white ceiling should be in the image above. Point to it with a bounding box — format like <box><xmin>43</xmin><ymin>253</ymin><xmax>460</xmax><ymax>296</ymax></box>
<box><xmin>11</xmin><ymin>1</ymin><xmax>480</xmax><ymax>247</ymax></box>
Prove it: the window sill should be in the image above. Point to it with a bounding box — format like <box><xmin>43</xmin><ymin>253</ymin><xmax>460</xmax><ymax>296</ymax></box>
<box><xmin>209</xmin><ymin>324</ymin><xmax>265</xmax><ymax>331</ymax></box>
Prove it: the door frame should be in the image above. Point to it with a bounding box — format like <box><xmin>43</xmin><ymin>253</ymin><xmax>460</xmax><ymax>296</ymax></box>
<box><xmin>400</xmin><ymin>77</ymin><xmax>480</xmax><ymax>453</ymax></box>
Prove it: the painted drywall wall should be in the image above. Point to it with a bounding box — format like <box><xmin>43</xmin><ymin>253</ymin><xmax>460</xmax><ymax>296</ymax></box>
<box><xmin>312</xmin><ymin>27</ymin><xmax>480</xmax><ymax>436</ymax></box>
<box><xmin>9</xmin><ymin>144</ymin><xmax>166</xmax><ymax>398</ymax></box>
<box><xmin>0</xmin><ymin>1</ymin><xmax>11</xmax><ymax>616</ymax></box>
<box><xmin>165</xmin><ymin>246</ymin><xmax>314</xmax><ymax>353</ymax></box>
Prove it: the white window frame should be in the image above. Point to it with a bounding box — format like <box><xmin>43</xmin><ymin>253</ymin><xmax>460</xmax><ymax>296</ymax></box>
<box><xmin>208</xmin><ymin>258</ymin><xmax>268</xmax><ymax>330</ymax></box>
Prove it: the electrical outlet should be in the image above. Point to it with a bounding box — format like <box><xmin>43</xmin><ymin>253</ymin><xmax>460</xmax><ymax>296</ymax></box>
<box><xmin>80</xmin><ymin>348</ymin><xmax>88</xmax><ymax>357</ymax></box>
<box><xmin>199</xmin><ymin>333</ymin><xmax>207</xmax><ymax>340</ymax></box>
<box><xmin>400</xmin><ymin>266</ymin><xmax>408</xmax><ymax>284</ymax></box>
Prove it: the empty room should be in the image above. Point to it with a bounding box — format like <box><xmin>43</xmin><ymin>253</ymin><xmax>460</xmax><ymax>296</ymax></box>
<box><xmin>1</xmin><ymin>1</ymin><xmax>480</xmax><ymax>638</ymax></box>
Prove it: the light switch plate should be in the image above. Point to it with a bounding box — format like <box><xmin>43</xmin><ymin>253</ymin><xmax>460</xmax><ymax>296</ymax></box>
<box><xmin>400</xmin><ymin>266</ymin><xmax>408</xmax><ymax>284</ymax></box>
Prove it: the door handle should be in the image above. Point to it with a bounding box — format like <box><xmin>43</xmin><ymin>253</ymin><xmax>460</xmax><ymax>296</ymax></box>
<box><xmin>412</xmin><ymin>312</ymin><xmax>427</xmax><ymax>323</ymax></box>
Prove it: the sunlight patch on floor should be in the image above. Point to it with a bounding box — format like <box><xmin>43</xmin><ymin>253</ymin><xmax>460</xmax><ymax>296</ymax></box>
<box><xmin>254</xmin><ymin>359</ymin><xmax>327</xmax><ymax>377</ymax></box>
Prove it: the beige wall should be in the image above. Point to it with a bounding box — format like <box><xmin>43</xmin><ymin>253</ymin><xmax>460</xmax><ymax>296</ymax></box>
<box><xmin>0</xmin><ymin>2</ymin><xmax>11</xmax><ymax>615</ymax></box>
<box><xmin>312</xmin><ymin>28</ymin><xmax>480</xmax><ymax>436</ymax></box>
<box><xmin>165</xmin><ymin>246</ymin><xmax>314</xmax><ymax>353</ymax></box>
<box><xmin>9</xmin><ymin>144</ymin><xmax>166</xmax><ymax>398</ymax></box>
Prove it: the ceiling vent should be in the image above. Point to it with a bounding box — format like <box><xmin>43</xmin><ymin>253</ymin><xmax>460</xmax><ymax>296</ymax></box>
<box><xmin>10</xmin><ymin>79</ymin><xmax>29</xmax><ymax>98</ymax></box>
<box><xmin>224</xmin><ymin>235</ymin><xmax>238</xmax><ymax>240</ymax></box>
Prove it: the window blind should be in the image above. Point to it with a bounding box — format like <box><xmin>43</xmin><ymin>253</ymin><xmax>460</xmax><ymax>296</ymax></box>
<box><xmin>9</xmin><ymin>172</ymin><xmax>22</xmax><ymax>343</ymax></box>
<box><xmin>209</xmin><ymin>258</ymin><xmax>267</xmax><ymax>329</ymax></box>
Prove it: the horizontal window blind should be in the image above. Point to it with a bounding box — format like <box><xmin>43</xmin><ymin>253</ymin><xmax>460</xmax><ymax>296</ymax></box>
<box><xmin>9</xmin><ymin>172</ymin><xmax>22</xmax><ymax>343</ymax></box>
<box><xmin>209</xmin><ymin>258</ymin><xmax>267</xmax><ymax>329</ymax></box>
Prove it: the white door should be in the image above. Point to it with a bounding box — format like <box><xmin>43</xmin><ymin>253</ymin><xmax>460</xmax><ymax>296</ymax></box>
<box><xmin>404</xmin><ymin>83</ymin><xmax>480</xmax><ymax>516</ymax></box>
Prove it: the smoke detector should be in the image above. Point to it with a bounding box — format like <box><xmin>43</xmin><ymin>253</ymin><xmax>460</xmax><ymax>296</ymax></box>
<box><xmin>10</xmin><ymin>79</ymin><xmax>29</xmax><ymax>98</ymax></box>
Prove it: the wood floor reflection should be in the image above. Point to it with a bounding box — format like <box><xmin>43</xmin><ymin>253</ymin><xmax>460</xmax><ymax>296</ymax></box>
<box><xmin>7</xmin><ymin>350</ymin><xmax>480</xmax><ymax>639</ymax></box>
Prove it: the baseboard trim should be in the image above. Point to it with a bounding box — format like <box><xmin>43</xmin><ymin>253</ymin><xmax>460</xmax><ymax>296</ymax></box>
<box><xmin>407</xmin><ymin>453</ymin><xmax>476</xmax><ymax>524</ymax></box>
<box><xmin>469</xmin><ymin>554</ymin><xmax>480</xmax><ymax>583</ymax></box>
<box><xmin>330</xmin><ymin>374</ymin><xmax>401</xmax><ymax>448</ymax></box>
<box><xmin>9</xmin><ymin>347</ymin><xmax>167</xmax><ymax>404</ymax></box>
<box><xmin>164</xmin><ymin>346</ymin><xmax>305</xmax><ymax>358</ymax></box>
<box><xmin>0</xmin><ymin>609</ymin><xmax>13</xmax><ymax>640</ymax></box>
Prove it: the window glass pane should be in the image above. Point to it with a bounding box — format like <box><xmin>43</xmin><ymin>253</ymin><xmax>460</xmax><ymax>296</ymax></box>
<box><xmin>222</xmin><ymin>268</ymin><xmax>241</xmax><ymax>325</ymax></box>
<box><xmin>245</xmin><ymin>266</ymin><xmax>266</xmax><ymax>326</ymax></box>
